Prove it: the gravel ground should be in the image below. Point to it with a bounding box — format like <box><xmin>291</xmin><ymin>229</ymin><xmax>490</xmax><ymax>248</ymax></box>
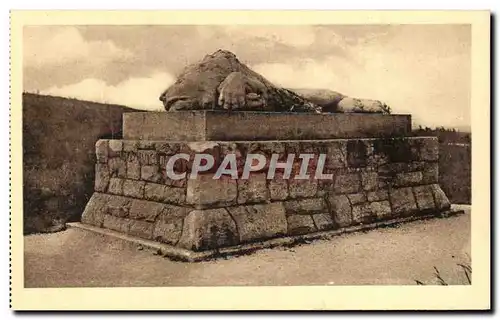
<box><xmin>24</xmin><ymin>205</ymin><xmax>471</xmax><ymax>287</ymax></box>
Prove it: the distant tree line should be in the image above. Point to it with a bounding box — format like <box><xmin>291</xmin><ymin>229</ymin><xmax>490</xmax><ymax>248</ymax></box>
<box><xmin>413</xmin><ymin>126</ymin><xmax>471</xmax><ymax>145</ymax></box>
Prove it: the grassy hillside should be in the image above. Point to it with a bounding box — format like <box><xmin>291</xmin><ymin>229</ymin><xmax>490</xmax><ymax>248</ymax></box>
<box><xmin>22</xmin><ymin>93</ymin><xmax>139</xmax><ymax>234</ymax></box>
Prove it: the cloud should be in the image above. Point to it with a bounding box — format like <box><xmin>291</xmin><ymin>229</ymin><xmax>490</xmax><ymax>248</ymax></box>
<box><xmin>24</xmin><ymin>26</ymin><xmax>132</xmax><ymax>68</ymax></box>
<box><xmin>41</xmin><ymin>72</ymin><xmax>175</xmax><ymax>110</ymax></box>
<box><xmin>221</xmin><ymin>26</ymin><xmax>317</xmax><ymax>48</ymax></box>
<box><xmin>253</xmin><ymin>41</ymin><xmax>470</xmax><ymax>129</ymax></box>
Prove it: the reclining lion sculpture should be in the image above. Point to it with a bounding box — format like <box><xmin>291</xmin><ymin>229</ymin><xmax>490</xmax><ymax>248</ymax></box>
<box><xmin>160</xmin><ymin>50</ymin><xmax>390</xmax><ymax>114</ymax></box>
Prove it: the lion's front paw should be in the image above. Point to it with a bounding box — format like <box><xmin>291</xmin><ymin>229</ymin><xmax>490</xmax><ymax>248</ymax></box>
<box><xmin>218</xmin><ymin>72</ymin><xmax>268</xmax><ymax>111</ymax></box>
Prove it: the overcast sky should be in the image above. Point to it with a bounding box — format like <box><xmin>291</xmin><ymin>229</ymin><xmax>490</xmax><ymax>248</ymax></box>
<box><xmin>23</xmin><ymin>25</ymin><xmax>471</xmax><ymax>129</ymax></box>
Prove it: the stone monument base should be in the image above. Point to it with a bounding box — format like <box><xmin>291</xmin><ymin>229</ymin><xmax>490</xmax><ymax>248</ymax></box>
<box><xmin>81</xmin><ymin>133</ymin><xmax>456</xmax><ymax>260</ymax></box>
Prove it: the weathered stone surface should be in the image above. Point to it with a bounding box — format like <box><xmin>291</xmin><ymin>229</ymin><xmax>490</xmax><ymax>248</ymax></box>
<box><xmin>361</xmin><ymin>171</ymin><xmax>378</xmax><ymax>191</ymax></box>
<box><xmin>126</xmin><ymin>153</ymin><xmax>141</xmax><ymax>180</ymax></box>
<box><xmin>418</xmin><ymin>138</ymin><xmax>439</xmax><ymax>161</ymax></box>
<box><xmin>237</xmin><ymin>173</ymin><xmax>270</xmax><ymax>204</ymax></box>
<box><xmin>413</xmin><ymin>185</ymin><xmax>436</xmax><ymax>211</ymax></box>
<box><xmin>123</xmin><ymin>112</ymin><xmax>412</xmax><ymax>141</ymax></box>
<box><xmin>408</xmin><ymin>161</ymin><xmax>425</xmax><ymax>171</ymax></box>
<box><xmin>347</xmin><ymin>140</ymin><xmax>367</xmax><ymax>167</ymax></box>
<box><xmin>94</xmin><ymin>164</ymin><xmax>110</xmax><ymax>192</ymax></box>
<box><xmin>128</xmin><ymin>220</ymin><xmax>154</xmax><ymax>239</ymax></box>
<box><xmin>152</xmin><ymin>219</ymin><xmax>183</xmax><ymax>245</ymax></box>
<box><xmin>186</xmin><ymin>175</ymin><xmax>237</xmax><ymax>208</ymax></box>
<box><xmin>106</xmin><ymin>195</ymin><xmax>131</xmax><ymax>218</ymax></box>
<box><xmin>138</xmin><ymin>150</ymin><xmax>158</xmax><ymax>165</ymax></box>
<box><xmin>334</xmin><ymin>173</ymin><xmax>361</xmax><ymax>194</ymax></box>
<box><xmin>312</xmin><ymin>213</ymin><xmax>334</xmax><ymax>231</ymax></box>
<box><xmin>347</xmin><ymin>192</ymin><xmax>366</xmax><ymax>205</ymax></box>
<box><xmin>284</xmin><ymin>198</ymin><xmax>326</xmax><ymax>215</ymax></box>
<box><xmin>431</xmin><ymin>184</ymin><xmax>451</xmax><ymax>211</ymax></box>
<box><xmin>327</xmin><ymin>194</ymin><xmax>352</xmax><ymax>227</ymax></box>
<box><xmin>367</xmin><ymin>190</ymin><xmax>389</xmax><ymax>202</ymax></box>
<box><xmin>155</xmin><ymin>142</ymin><xmax>180</xmax><ymax>155</ymax></box>
<box><xmin>138</xmin><ymin>141</ymin><xmax>156</xmax><ymax>150</ymax></box>
<box><xmin>422</xmin><ymin>162</ymin><xmax>439</xmax><ymax>184</ymax></box>
<box><xmin>81</xmin><ymin>193</ymin><xmax>108</xmax><ymax>226</ymax></box>
<box><xmin>324</xmin><ymin>141</ymin><xmax>347</xmax><ymax>169</ymax></box>
<box><xmin>288</xmin><ymin>178</ymin><xmax>318</xmax><ymax>199</ymax></box>
<box><xmin>123</xmin><ymin>140</ymin><xmax>138</xmax><ymax>152</ymax></box>
<box><xmin>177</xmin><ymin>208</ymin><xmax>239</xmax><ymax>251</ymax></box>
<box><xmin>287</xmin><ymin>215</ymin><xmax>317</xmax><ymax>235</ymax></box>
<box><xmin>122</xmin><ymin>180</ymin><xmax>145</xmax><ymax>198</ymax></box>
<box><xmin>128</xmin><ymin>199</ymin><xmax>165</xmax><ymax>221</ymax></box>
<box><xmin>108</xmin><ymin>140</ymin><xmax>123</xmax><ymax>157</ymax></box>
<box><xmin>369</xmin><ymin>200</ymin><xmax>392</xmax><ymax>219</ymax></box>
<box><xmin>95</xmin><ymin>140</ymin><xmax>108</xmax><ymax>163</ymax></box>
<box><xmin>102</xmin><ymin>215</ymin><xmax>130</xmax><ymax>233</ymax></box>
<box><xmin>389</xmin><ymin>187</ymin><xmax>418</xmax><ymax>215</ymax></box>
<box><xmin>269</xmin><ymin>173</ymin><xmax>288</xmax><ymax>200</ymax></box>
<box><xmin>394</xmin><ymin>171</ymin><xmax>423</xmax><ymax>187</ymax></box>
<box><xmin>144</xmin><ymin>183</ymin><xmax>185</xmax><ymax>205</ymax></box>
<box><xmin>107</xmin><ymin>178</ymin><xmax>124</xmax><ymax>195</ymax></box>
<box><xmin>141</xmin><ymin>165</ymin><xmax>161</xmax><ymax>182</ymax></box>
<box><xmin>108</xmin><ymin>157</ymin><xmax>127</xmax><ymax>178</ymax></box>
<box><xmin>352</xmin><ymin>203</ymin><xmax>374</xmax><ymax>223</ymax></box>
<box><xmin>227</xmin><ymin>203</ymin><xmax>287</xmax><ymax>242</ymax></box>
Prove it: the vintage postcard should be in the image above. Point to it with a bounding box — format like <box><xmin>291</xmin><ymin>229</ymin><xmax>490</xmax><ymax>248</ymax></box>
<box><xmin>10</xmin><ymin>10</ymin><xmax>490</xmax><ymax>310</ymax></box>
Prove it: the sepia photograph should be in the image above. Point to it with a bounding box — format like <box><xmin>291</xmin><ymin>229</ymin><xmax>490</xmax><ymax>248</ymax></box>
<box><xmin>10</xmin><ymin>10</ymin><xmax>490</xmax><ymax>310</ymax></box>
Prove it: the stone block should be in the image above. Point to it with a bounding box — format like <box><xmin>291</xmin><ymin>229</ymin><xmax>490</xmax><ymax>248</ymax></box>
<box><xmin>126</xmin><ymin>153</ymin><xmax>141</xmax><ymax>180</ymax></box>
<box><xmin>108</xmin><ymin>140</ymin><xmax>123</xmax><ymax>157</ymax></box>
<box><xmin>94</xmin><ymin>164</ymin><xmax>110</xmax><ymax>192</ymax></box>
<box><xmin>422</xmin><ymin>162</ymin><xmax>439</xmax><ymax>184</ymax></box>
<box><xmin>123</xmin><ymin>140</ymin><xmax>138</xmax><ymax>152</ymax></box>
<box><xmin>227</xmin><ymin>203</ymin><xmax>287</xmax><ymax>243</ymax></box>
<box><xmin>237</xmin><ymin>173</ymin><xmax>270</xmax><ymax>204</ymax></box>
<box><xmin>269</xmin><ymin>173</ymin><xmax>289</xmax><ymax>200</ymax></box>
<box><xmin>394</xmin><ymin>172</ymin><xmax>423</xmax><ymax>187</ymax></box>
<box><xmin>155</xmin><ymin>142</ymin><xmax>180</xmax><ymax>155</ymax></box>
<box><xmin>81</xmin><ymin>193</ymin><xmax>108</xmax><ymax>226</ymax></box>
<box><xmin>138</xmin><ymin>150</ymin><xmax>158</xmax><ymax>165</ymax></box>
<box><xmin>347</xmin><ymin>192</ymin><xmax>367</xmax><ymax>205</ymax></box>
<box><xmin>361</xmin><ymin>171</ymin><xmax>378</xmax><ymax>191</ymax></box>
<box><xmin>389</xmin><ymin>187</ymin><xmax>418</xmax><ymax>216</ymax></box>
<box><xmin>107</xmin><ymin>178</ymin><xmax>124</xmax><ymax>195</ymax></box>
<box><xmin>327</xmin><ymin>194</ymin><xmax>352</xmax><ymax>227</ymax></box>
<box><xmin>334</xmin><ymin>173</ymin><xmax>361</xmax><ymax>194</ymax></box>
<box><xmin>367</xmin><ymin>190</ymin><xmax>389</xmax><ymax>202</ymax></box>
<box><xmin>431</xmin><ymin>184</ymin><xmax>451</xmax><ymax>211</ymax></box>
<box><xmin>370</xmin><ymin>200</ymin><xmax>392</xmax><ymax>219</ymax></box>
<box><xmin>152</xmin><ymin>219</ymin><xmax>183</xmax><ymax>245</ymax></box>
<box><xmin>128</xmin><ymin>220</ymin><xmax>154</xmax><ymax>239</ymax></box>
<box><xmin>122</xmin><ymin>180</ymin><xmax>145</xmax><ymax>198</ymax></box>
<box><xmin>102</xmin><ymin>215</ymin><xmax>130</xmax><ymax>233</ymax></box>
<box><xmin>323</xmin><ymin>141</ymin><xmax>347</xmax><ymax>169</ymax></box>
<box><xmin>413</xmin><ymin>185</ymin><xmax>436</xmax><ymax>212</ymax></box>
<box><xmin>108</xmin><ymin>157</ymin><xmax>127</xmax><ymax>178</ymax></box>
<box><xmin>288</xmin><ymin>179</ymin><xmax>318</xmax><ymax>198</ymax></box>
<box><xmin>177</xmin><ymin>208</ymin><xmax>239</xmax><ymax>251</ymax></box>
<box><xmin>123</xmin><ymin>111</ymin><xmax>411</xmax><ymax>141</ymax></box>
<box><xmin>284</xmin><ymin>198</ymin><xmax>327</xmax><ymax>215</ymax></box>
<box><xmin>312</xmin><ymin>213</ymin><xmax>335</xmax><ymax>231</ymax></box>
<box><xmin>128</xmin><ymin>199</ymin><xmax>166</xmax><ymax>221</ymax></box>
<box><xmin>144</xmin><ymin>183</ymin><xmax>185</xmax><ymax>205</ymax></box>
<box><xmin>95</xmin><ymin>140</ymin><xmax>108</xmax><ymax>163</ymax></box>
<box><xmin>347</xmin><ymin>140</ymin><xmax>367</xmax><ymax>167</ymax></box>
<box><xmin>352</xmin><ymin>203</ymin><xmax>374</xmax><ymax>223</ymax></box>
<box><xmin>141</xmin><ymin>165</ymin><xmax>161</xmax><ymax>182</ymax></box>
<box><xmin>418</xmin><ymin>138</ymin><xmax>439</xmax><ymax>161</ymax></box>
<box><xmin>106</xmin><ymin>195</ymin><xmax>131</xmax><ymax>218</ymax></box>
<box><xmin>186</xmin><ymin>175</ymin><xmax>237</xmax><ymax>208</ymax></box>
<box><xmin>287</xmin><ymin>215</ymin><xmax>317</xmax><ymax>235</ymax></box>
